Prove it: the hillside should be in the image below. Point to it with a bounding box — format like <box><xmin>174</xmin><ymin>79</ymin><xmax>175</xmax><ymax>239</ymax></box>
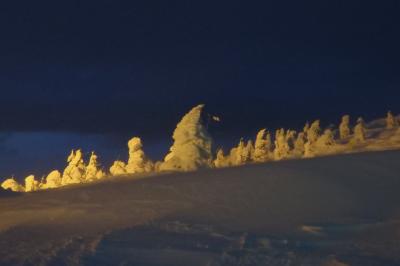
<box><xmin>1</xmin><ymin>149</ymin><xmax>400</xmax><ymax>265</ymax></box>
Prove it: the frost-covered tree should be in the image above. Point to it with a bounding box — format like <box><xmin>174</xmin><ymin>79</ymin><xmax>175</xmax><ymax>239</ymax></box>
<box><xmin>25</xmin><ymin>175</ymin><xmax>39</xmax><ymax>192</ymax></box>
<box><xmin>285</xmin><ymin>129</ymin><xmax>296</xmax><ymax>143</ymax></box>
<box><xmin>109</xmin><ymin>160</ymin><xmax>127</xmax><ymax>176</ymax></box>
<box><xmin>42</xmin><ymin>170</ymin><xmax>62</xmax><ymax>189</ymax></box>
<box><xmin>213</xmin><ymin>148</ymin><xmax>229</xmax><ymax>168</ymax></box>
<box><xmin>62</xmin><ymin>149</ymin><xmax>86</xmax><ymax>185</ymax></box>
<box><xmin>352</xmin><ymin>117</ymin><xmax>366</xmax><ymax>143</ymax></box>
<box><xmin>274</xmin><ymin>129</ymin><xmax>291</xmax><ymax>160</ymax></box>
<box><xmin>315</xmin><ymin>129</ymin><xmax>336</xmax><ymax>151</ymax></box>
<box><xmin>228</xmin><ymin>139</ymin><xmax>243</xmax><ymax>166</ymax></box>
<box><xmin>125</xmin><ymin>137</ymin><xmax>154</xmax><ymax>174</ymax></box>
<box><xmin>244</xmin><ymin>140</ymin><xmax>254</xmax><ymax>162</ymax></box>
<box><xmin>293</xmin><ymin>132</ymin><xmax>306</xmax><ymax>157</ymax></box>
<box><xmin>1</xmin><ymin>178</ymin><xmax>25</xmax><ymax>192</ymax></box>
<box><xmin>307</xmin><ymin>120</ymin><xmax>321</xmax><ymax>143</ymax></box>
<box><xmin>253</xmin><ymin>129</ymin><xmax>272</xmax><ymax>162</ymax></box>
<box><xmin>303</xmin><ymin>122</ymin><xmax>310</xmax><ymax>135</ymax></box>
<box><xmin>160</xmin><ymin>104</ymin><xmax>212</xmax><ymax>171</ymax></box>
<box><xmin>386</xmin><ymin>111</ymin><xmax>398</xmax><ymax>129</ymax></box>
<box><xmin>304</xmin><ymin>141</ymin><xmax>315</xmax><ymax>158</ymax></box>
<box><xmin>228</xmin><ymin>138</ymin><xmax>253</xmax><ymax>166</ymax></box>
<box><xmin>85</xmin><ymin>152</ymin><xmax>105</xmax><ymax>181</ymax></box>
<box><xmin>339</xmin><ymin>115</ymin><xmax>351</xmax><ymax>140</ymax></box>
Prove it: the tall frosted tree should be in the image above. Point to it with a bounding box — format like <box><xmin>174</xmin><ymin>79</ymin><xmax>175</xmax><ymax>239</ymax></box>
<box><xmin>160</xmin><ymin>104</ymin><xmax>213</xmax><ymax>171</ymax></box>
<box><xmin>339</xmin><ymin>115</ymin><xmax>351</xmax><ymax>139</ymax></box>
<box><xmin>386</xmin><ymin>111</ymin><xmax>398</xmax><ymax>129</ymax></box>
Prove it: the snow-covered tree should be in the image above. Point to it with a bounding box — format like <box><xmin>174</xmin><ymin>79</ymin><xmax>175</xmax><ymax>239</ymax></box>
<box><xmin>62</xmin><ymin>149</ymin><xmax>86</xmax><ymax>185</ymax></box>
<box><xmin>244</xmin><ymin>140</ymin><xmax>254</xmax><ymax>162</ymax></box>
<box><xmin>285</xmin><ymin>129</ymin><xmax>296</xmax><ymax>143</ymax></box>
<box><xmin>25</xmin><ymin>175</ymin><xmax>39</xmax><ymax>192</ymax></box>
<box><xmin>160</xmin><ymin>104</ymin><xmax>212</xmax><ymax>171</ymax></box>
<box><xmin>228</xmin><ymin>139</ymin><xmax>241</xmax><ymax>166</ymax></box>
<box><xmin>303</xmin><ymin>122</ymin><xmax>310</xmax><ymax>135</ymax></box>
<box><xmin>85</xmin><ymin>152</ymin><xmax>105</xmax><ymax>181</ymax></box>
<box><xmin>253</xmin><ymin>129</ymin><xmax>272</xmax><ymax>162</ymax></box>
<box><xmin>315</xmin><ymin>129</ymin><xmax>336</xmax><ymax>151</ymax></box>
<box><xmin>41</xmin><ymin>170</ymin><xmax>62</xmax><ymax>189</ymax></box>
<box><xmin>293</xmin><ymin>132</ymin><xmax>306</xmax><ymax>157</ymax></box>
<box><xmin>304</xmin><ymin>141</ymin><xmax>315</xmax><ymax>158</ymax></box>
<box><xmin>307</xmin><ymin>120</ymin><xmax>321</xmax><ymax>143</ymax></box>
<box><xmin>213</xmin><ymin>148</ymin><xmax>229</xmax><ymax>168</ymax></box>
<box><xmin>228</xmin><ymin>138</ymin><xmax>252</xmax><ymax>166</ymax></box>
<box><xmin>125</xmin><ymin>137</ymin><xmax>154</xmax><ymax>174</ymax></box>
<box><xmin>339</xmin><ymin>115</ymin><xmax>351</xmax><ymax>139</ymax></box>
<box><xmin>109</xmin><ymin>160</ymin><xmax>127</xmax><ymax>176</ymax></box>
<box><xmin>274</xmin><ymin>129</ymin><xmax>290</xmax><ymax>160</ymax></box>
<box><xmin>352</xmin><ymin>117</ymin><xmax>366</xmax><ymax>143</ymax></box>
<box><xmin>1</xmin><ymin>178</ymin><xmax>25</xmax><ymax>192</ymax></box>
<box><xmin>386</xmin><ymin>111</ymin><xmax>398</xmax><ymax>129</ymax></box>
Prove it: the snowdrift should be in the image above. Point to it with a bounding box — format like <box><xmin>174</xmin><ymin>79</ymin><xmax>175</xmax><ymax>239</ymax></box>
<box><xmin>0</xmin><ymin>149</ymin><xmax>400</xmax><ymax>265</ymax></box>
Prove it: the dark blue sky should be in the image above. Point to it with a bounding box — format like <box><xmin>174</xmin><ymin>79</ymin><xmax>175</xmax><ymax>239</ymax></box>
<box><xmin>0</xmin><ymin>0</ymin><xmax>399</xmax><ymax>178</ymax></box>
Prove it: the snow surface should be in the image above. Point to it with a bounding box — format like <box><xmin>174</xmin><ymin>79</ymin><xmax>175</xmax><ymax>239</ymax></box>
<box><xmin>1</xmin><ymin>149</ymin><xmax>400</xmax><ymax>265</ymax></box>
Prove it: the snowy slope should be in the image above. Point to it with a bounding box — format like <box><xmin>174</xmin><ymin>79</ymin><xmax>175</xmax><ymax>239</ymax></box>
<box><xmin>0</xmin><ymin>150</ymin><xmax>400</xmax><ymax>265</ymax></box>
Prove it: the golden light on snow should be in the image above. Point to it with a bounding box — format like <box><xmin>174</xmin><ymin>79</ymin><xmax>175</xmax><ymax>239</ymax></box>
<box><xmin>1</xmin><ymin>106</ymin><xmax>399</xmax><ymax>193</ymax></box>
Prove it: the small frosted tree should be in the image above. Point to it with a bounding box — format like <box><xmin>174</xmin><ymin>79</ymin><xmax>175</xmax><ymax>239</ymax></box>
<box><xmin>352</xmin><ymin>117</ymin><xmax>366</xmax><ymax>144</ymax></box>
<box><xmin>244</xmin><ymin>140</ymin><xmax>254</xmax><ymax>162</ymax></box>
<box><xmin>229</xmin><ymin>138</ymin><xmax>253</xmax><ymax>165</ymax></box>
<box><xmin>253</xmin><ymin>129</ymin><xmax>272</xmax><ymax>162</ymax></box>
<box><xmin>228</xmin><ymin>138</ymin><xmax>245</xmax><ymax>166</ymax></box>
<box><xmin>307</xmin><ymin>120</ymin><xmax>321</xmax><ymax>143</ymax></box>
<box><xmin>25</xmin><ymin>175</ymin><xmax>39</xmax><ymax>192</ymax></box>
<box><xmin>62</xmin><ymin>149</ymin><xmax>86</xmax><ymax>185</ymax></box>
<box><xmin>1</xmin><ymin>178</ymin><xmax>25</xmax><ymax>192</ymax></box>
<box><xmin>315</xmin><ymin>129</ymin><xmax>336</xmax><ymax>152</ymax></box>
<box><xmin>386</xmin><ymin>111</ymin><xmax>398</xmax><ymax>129</ymax></box>
<box><xmin>85</xmin><ymin>152</ymin><xmax>105</xmax><ymax>181</ymax></box>
<box><xmin>125</xmin><ymin>137</ymin><xmax>154</xmax><ymax>174</ymax></box>
<box><xmin>303</xmin><ymin>122</ymin><xmax>310</xmax><ymax>135</ymax></box>
<box><xmin>42</xmin><ymin>170</ymin><xmax>62</xmax><ymax>189</ymax></box>
<box><xmin>285</xmin><ymin>129</ymin><xmax>296</xmax><ymax>143</ymax></box>
<box><xmin>213</xmin><ymin>148</ymin><xmax>229</xmax><ymax>168</ymax></box>
<box><xmin>339</xmin><ymin>115</ymin><xmax>351</xmax><ymax>139</ymax></box>
<box><xmin>304</xmin><ymin>141</ymin><xmax>315</xmax><ymax>158</ymax></box>
<box><xmin>274</xmin><ymin>129</ymin><xmax>291</xmax><ymax>160</ymax></box>
<box><xmin>160</xmin><ymin>104</ymin><xmax>212</xmax><ymax>171</ymax></box>
<box><xmin>293</xmin><ymin>132</ymin><xmax>306</xmax><ymax>157</ymax></box>
<box><xmin>109</xmin><ymin>160</ymin><xmax>127</xmax><ymax>176</ymax></box>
